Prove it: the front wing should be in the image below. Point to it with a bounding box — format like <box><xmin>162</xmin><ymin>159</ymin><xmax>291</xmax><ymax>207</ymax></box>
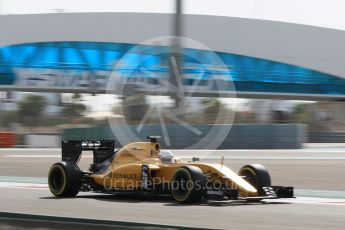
<box><xmin>205</xmin><ymin>186</ymin><xmax>294</xmax><ymax>201</ymax></box>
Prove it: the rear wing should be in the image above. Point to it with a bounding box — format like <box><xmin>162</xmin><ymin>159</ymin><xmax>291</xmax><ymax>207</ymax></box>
<box><xmin>61</xmin><ymin>140</ymin><xmax>115</xmax><ymax>164</ymax></box>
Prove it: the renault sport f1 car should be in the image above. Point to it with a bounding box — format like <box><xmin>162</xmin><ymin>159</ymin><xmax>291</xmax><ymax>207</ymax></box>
<box><xmin>48</xmin><ymin>137</ymin><xmax>294</xmax><ymax>203</ymax></box>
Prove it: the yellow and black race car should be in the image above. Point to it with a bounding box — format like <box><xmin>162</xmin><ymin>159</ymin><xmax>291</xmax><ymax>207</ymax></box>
<box><xmin>48</xmin><ymin>137</ymin><xmax>293</xmax><ymax>203</ymax></box>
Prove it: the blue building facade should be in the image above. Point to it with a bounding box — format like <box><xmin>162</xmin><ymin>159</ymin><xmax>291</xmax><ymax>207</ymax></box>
<box><xmin>1</xmin><ymin>41</ymin><xmax>345</xmax><ymax>96</ymax></box>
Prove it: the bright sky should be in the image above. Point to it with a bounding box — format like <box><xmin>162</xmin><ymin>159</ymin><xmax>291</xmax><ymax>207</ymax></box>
<box><xmin>1</xmin><ymin>0</ymin><xmax>345</xmax><ymax>30</ymax></box>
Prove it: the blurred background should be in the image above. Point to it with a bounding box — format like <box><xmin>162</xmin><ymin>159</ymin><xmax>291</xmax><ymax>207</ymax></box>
<box><xmin>1</xmin><ymin>0</ymin><xmax>345</xmax><ymax>148</ymax></box>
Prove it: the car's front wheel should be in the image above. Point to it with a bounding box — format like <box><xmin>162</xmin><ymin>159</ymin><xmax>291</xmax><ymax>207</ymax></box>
<box><xmin>48</xmin><ymin>162</ymin><xmax>81</xmax><ymax>197</ymax></box>
<box><xmin>239</xmin><ymin>164</ymin><xmax>271</xmax><ymax>196</ymax></box>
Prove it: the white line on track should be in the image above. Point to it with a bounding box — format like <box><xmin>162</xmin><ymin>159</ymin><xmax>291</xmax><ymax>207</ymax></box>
<box><xmin>180</xmin><ymin>156</ymin><xmax>345</xmax><ymax>160</ymax></box>
<box><xmin>268</xmin><ymin>197</ymin><xmax>345</xmax><ymax>206</ymax></box>
<box><xmin>171</xmin><ymin>149</ymin><xmax>345</xmax><ymax>153</ymax></box>
<box><xmin>1</xmin><ymin>182</ymin><xmax>345</xmax><ymax>206</ymax></box>
<box><xmin>1</xmin><ymin>154</ymin><xmax>345</xmax><ymax>160</ymax></box>
<box><xmin>0</xmin><ymin>155</ymin><xmax>92</xmax><ymax>158</ymax></box>
<box><xmin>0</xmin><ymin>148</ymin><xmax>60</xmax><ymax>151</ymax></box>
<box><xmin>0</xmin><ymin>182</ymin><xmax>48</xmax><ymax>190</ymax></box>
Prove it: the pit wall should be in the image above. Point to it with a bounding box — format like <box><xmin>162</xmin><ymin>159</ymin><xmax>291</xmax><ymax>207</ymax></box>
<box><xmin>62</xmin><ymin>124</ymin><xmax>306</xmax><ymax>149</ymax></box>
<box><xmin>2</xmin><ymin>124</ymin><xmax>305</xmax><ymax>149</ymax></box>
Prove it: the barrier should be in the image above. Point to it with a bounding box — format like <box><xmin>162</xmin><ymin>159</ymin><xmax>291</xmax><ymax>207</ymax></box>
<box><xmin>25</xmin><ymin>134</ymin><xmax>60</xmax><ymax>148</ymax></box>
<box><xmin>0</xmin><ymin>132</ymin><xmax>16</xmax><ymax>148</ymax></box>
<box><xmin>62</xmin><ymin>124</ymin><xmax>306</xmax><ymax>149</ymax></box>
<box><xmin>308</xmin><ymin>132</ymin><xmax>345</xmax><ymax>143</ymax></box>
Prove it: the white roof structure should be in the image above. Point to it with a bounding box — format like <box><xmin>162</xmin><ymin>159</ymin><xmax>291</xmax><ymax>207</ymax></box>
<box><xmin>1</xmin><ymin>12</ymin><xmax>345</xmax><ymax>79</ymax></box>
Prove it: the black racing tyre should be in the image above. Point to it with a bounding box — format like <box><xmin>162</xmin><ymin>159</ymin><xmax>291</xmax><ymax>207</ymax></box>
<box><xmin>171</xmin><ymin>166</ymin><xmax>206</xmax><ymax>203</ymax></box>
<box><xmin>239</xmin><ymin>164</ymin><xmax>271</xmax><ymax>196</ymax></box>
<box><xmin>48</xmin><ymin>162</ymin><xmax>82</xmax><ymax>197</ymax></box>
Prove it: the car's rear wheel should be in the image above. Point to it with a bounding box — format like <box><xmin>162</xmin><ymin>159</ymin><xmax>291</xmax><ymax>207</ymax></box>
<box><xmin>239</xmin><ymin>164</ymin><xmax>271</xmax><ymax>196</ymax></box>
<box><xmin>48</xmin><ymin>162</ymin><xmax>81</xmax><ymax>197</ymax></box>
<box><xmin>171</xmin><ymin>166</ymin><xmax>205</xmax><ymax>203</ymax></box>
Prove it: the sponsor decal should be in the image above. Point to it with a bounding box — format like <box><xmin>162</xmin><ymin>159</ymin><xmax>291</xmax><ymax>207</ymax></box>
<box><xmin>108</xmin><ymin>172</ymin><xmax>137</xmax><ymax>179</ymax></box>
<box><xmin>2</xmin><ymin>68</ymin><xmax>111</xmax><ymax>89</ymax></box>
<box><xmin>141</xmin><ymin>165</ymin><xmax>150</xmax><ymax>190</ymax></box>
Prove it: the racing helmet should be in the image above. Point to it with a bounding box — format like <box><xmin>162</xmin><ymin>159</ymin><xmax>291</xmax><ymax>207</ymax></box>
<box><xmin>159</xmin><ymin>150</ymin><xmax>175</xmax><ymax>164</ymax></box>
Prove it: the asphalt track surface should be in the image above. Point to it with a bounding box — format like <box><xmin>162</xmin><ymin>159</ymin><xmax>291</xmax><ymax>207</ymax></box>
<box><xmin>0</xmin><ymin>147</ymin><xmax>345</xmax><ymax>229</ymax></box>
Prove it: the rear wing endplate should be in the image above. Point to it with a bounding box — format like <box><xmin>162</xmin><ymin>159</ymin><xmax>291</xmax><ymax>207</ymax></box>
<box><xmin>61</xmin><ymin>140</ymin><xmax>115</xmax><ymax>164</ymax></box>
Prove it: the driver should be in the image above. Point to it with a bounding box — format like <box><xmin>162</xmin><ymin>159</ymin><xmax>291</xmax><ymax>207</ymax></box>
<box><xmin>159</xmin><ymin>150</ymin><xmax>175</xmax><ymax>164</ymax></box>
